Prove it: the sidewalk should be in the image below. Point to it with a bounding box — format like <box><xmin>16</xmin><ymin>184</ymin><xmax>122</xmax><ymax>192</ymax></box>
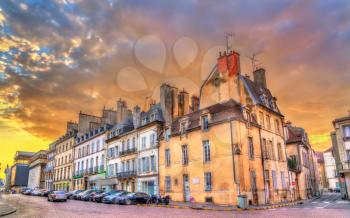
<box><xmin>0</xmin><ymin>201</ymin><xmax>16</xmax><ymax>217</ymax></box>
<box><xmin>138</xmin><ymin>199</ymin><xmax>311</xmax><ymax>211</ymax></box>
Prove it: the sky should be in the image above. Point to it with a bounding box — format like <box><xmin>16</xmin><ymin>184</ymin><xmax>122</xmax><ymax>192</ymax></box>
<box><xmin>0</xmin><ymin>0</ymin><xmax>350</xmax><ymax>179</ymax></box>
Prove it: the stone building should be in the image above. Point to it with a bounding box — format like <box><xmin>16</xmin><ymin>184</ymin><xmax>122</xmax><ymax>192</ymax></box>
<box><xmin>323</xmin><ymin>147</ymin><xmax>340</xmax><ymax>190</ymax></box>
<box><xmin>10</xmin><ymin>151</ymin><xmax>35</xmax><ymax>192</ymax></box>
<box><xmin>315</xmin><ymin>151</ymin><xmax>327</xmax><ymax>191</ymax></box>
<box><xmin>285</xmin><ymin>124</ymin><xmax>320</xmax><ymax>200</ymax></box>
<box><xmin>331</xmin><ymin>113</ymin><xmax>350</xmax><ymax>199</ymax></box>
<box><xmin>53</xmin><ymin>123</ymin><xmax>77</xmax><ymax>191</ymax></box>
<box><xmin>73</xmin><ymin>125</ymin><xmax>111</xmax><ymax>190</ymax></box>
<box><xmin>28</xmin><ymin>150</ymin><xmax>48</xmax><ymax>189</ymax></box>
<box><xmin>44</xmin><ymin>141</ymin><xmax>56</xmax><ymax>191</ymax></box>
<box><xmin>159</xmin><ymin>50</ymin><xmax>289</xmax><ymax>206</ymax></box>
<box><xmin>105</xmin><ymin>104</ymin><xmax>163</xmax><ymax>194</ymax></box>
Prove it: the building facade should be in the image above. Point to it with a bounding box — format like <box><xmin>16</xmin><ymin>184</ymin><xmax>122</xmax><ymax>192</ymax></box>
<box><xmin>53</xmin><ymin>131</ymin><xmax>76</xmax><ymax>191</ymax></box>
<box><xmin>285</xmin><ymin>124</ymin><xmax>320</xmax><ymax>200</ymax></box>
<box><xmin>331</xmin><ymin>114</ymin><xmax>350</xmax><ymax>199</ymax></box>
<box><xmin>44</xmin><ymin>142</ymin><xmax>56</xmax><ymax>191</ymax></box>
<box><xmin>28</xmin><ymin>150</ymin><xmax>48</xmax><ymax>189</ymax></box>
<box><xmin>105</xmin><ymin>104</ymin><xmax>163</xmax><ymax>195</ymax></box>
<box><xmin>323</xmin><ymin>147</ymin><xmax>340</xmax><ymax>190</ymax></box>
<box><xmin>10</xmin><ymin>151</ymin><xmax>35</xmax><ymax>192</ymax></box>
<box><xmin>73</xmin><ymin>125</ymin><xmax>110</xmax><ymax>190</ymax></box>
<box><xmin>159</xmin><ymin>50</ymin><xmax>290</xmax><ymax>206</ymax></box>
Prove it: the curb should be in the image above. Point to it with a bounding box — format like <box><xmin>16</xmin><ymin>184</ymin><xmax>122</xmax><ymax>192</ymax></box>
<box><xmin>0</xmin><ymin>206</ymin><xmax>17</xmax><ymax>217</ymax></box>
<box><xmin>135</xmin><ymin>201</ymin><xmax>299</xmax><ymax>212</ymax></box>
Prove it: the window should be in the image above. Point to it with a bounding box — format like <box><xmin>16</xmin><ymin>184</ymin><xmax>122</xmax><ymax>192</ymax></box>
<box><xmin>132</xmin><ymin>137</ymin><xmax>136</xmax><ymax>149</ymax></box>
<box><xmin>266</xmin><ymin>115</ymin><xmax>271</xmax><ymax>130</ymax></box>
<box><xmin>259</xmin><ymin>111</ymin><xmax>264</xmax><ymax>127</ymax></box>
<box><xmin>142</xmin><ymin>137</ymin><xmax>146</xmax><ymax>149</ymax></box>
<box><xmin>165</xmin><ymin>149</ymin><xmax>171</xmax><ymax>167</ymax></box>
<box><xmin>182</xmin><ymin>145</ymin><xmax>188</xmax><ymax>165</ymax></box>
<box><xmin>150</xmin><ymin>155</ymin><xmax>156</xmax><ymax>171</ymax></box>
<box><xmin>165</xmin><ymin>128</ymin><xmax>171</xmax><ymax>141</ymax></box>
<box><xmin>269</xmin><ymin>140</ymin><xmax>274</xmax><ymax>160</ymax></box>
<box><xmin>150</xmin><ymin>133</ymin><xmax>156</xmax><ymax>146</ymax></box>
<box><xmin>275</xmin><ymin>119</ymin><xmax>281</xmax><ymax>134</ymax></box>
<box><xmin>204</xmin><ymin>172</ymin><xmax>212</xmax><ymax>191</ymax></box>
<box><xmin>127</xmin><ymin>139</ymin><xmax>130</xmax><ymax>150</ymax></box>
<box><xmin>203</xmin><ymin>140</ymin><xmax>211</xmax><ymax>162</ymax></box>
<box><xmin>180</xmin><ymin>121</ymin><xmax>187</xmax><ymax>135</ymax></box>
<box><xmin>96</xmin><ymin>140</ymin><xmax>100</xmax><ymax>151</ymax></box>
<box><xmin>281</xmin><ymin>171</ymin><xmax>286</xmax><ymax>189</ymax></box>
<box><xmin>346</xmin><ymin>150</ymin><xmax>350</xmax><ymax>162</ymax></box>
<box><xmin>142</xmin><ymin>157</ymin><xmax>146</xmax><ymax>172</ymax></box>
<box><xmin>115</xmin><ymin>163</ymin><xmax>118</xmax><ymax>174</ymax></box>
<box><xmin>277</xmin><ymin>143</ymin><xmax>283</xmax><ymax>161</ymax></box>
<box><xmin>202</xmin><ymin>115</ymin><xmax>209</xmax><ymax>131</ymax></box>
<box><xmin>344</xmin><ymin>125</ymin><xmax>350</xmax><ymax>138</ymax></box>
<box><xmin>165</xmin><ymin>176</ymin><xmax>171</xmax><ymax>192</ymax></box>
<box><xmin>272</xmin><ymin>170</ymin><xmax>277</xmax><ymax>190</ymax></box>
<box><xmin>248</xmin><ymin>137</ymin><xmax>254</xmax><ymax>159</ymax></box>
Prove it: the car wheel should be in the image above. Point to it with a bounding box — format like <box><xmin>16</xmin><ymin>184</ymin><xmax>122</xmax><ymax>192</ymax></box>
<box><xmin>126</xmin><ymin>199</ymin><xmax>131</xmax><ymax>205</ymax></box>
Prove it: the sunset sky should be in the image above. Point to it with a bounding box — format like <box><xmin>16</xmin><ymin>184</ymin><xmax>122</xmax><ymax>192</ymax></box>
<box><xmin>0</xmin><ymin>0</ymin><xmax>350</xmax><ymax>179</ymax></box>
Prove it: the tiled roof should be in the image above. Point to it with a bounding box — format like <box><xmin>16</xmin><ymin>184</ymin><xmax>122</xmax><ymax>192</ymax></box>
<box><xmin>286</xmin><ymin>126</ymin><xmax>306</xmax><ymax>144</ymax></box>
<box><xmin>241</xmin><ymin>75</ymin><xmax>282</xmax><ymax>116</ymax></box>
<box><xmin>170</xmin><ymin>99</ymin><xmax>245</xmax><ymax>134</ymax></box>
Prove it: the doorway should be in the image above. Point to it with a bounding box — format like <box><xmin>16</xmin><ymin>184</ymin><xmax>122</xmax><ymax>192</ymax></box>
<box><xmin>183</xmin><ymin>174</ymin><xmax>190</xmax><ymax>202</ymax></box>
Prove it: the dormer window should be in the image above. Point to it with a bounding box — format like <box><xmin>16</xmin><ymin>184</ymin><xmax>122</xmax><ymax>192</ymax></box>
<box><xmin>142</xmin><ymin>117</ymin><xmax>147</xmax><ymax>125</ymax></box>
<box><xmin>150</xmin><ymin>113</ymin><xmax>156</xmax><ymax>122</ymax></box>
<box><xmin>180</xmin><ymin>121</ymin><xmax>187</xmax><ymax>135</ymax></box>
<box><xmin>201</xmin><ymin>115</ymin><xmax>209</xmax><ymax>131</ymax></box>
<box><xmin>165</xmin><ymin>128</ymin><xmax>171</xmax><ymax>141</ymax></box>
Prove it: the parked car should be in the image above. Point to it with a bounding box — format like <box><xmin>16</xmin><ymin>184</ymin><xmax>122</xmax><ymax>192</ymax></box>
<box><xmin>76</xmin><ymin>190</ymin><xmax>94</xmax><ymax>200</ymax></box>
<box><xmin>81</xmin><ymin>190</ymin><xmax>103</xmax><ymax>201</ymax></box>
<box><xmin>41</xmin><ymin>190</ymin><xmax>53</xmax><ymax>197</ymax></box>
<box><xmin>23</xmin><ymin>188</ymin><xmax>33</xmax><ymax>195</ymax></box>
<box><xmin>118</xmin><ymin>192</ymin><xmax>150</xmax><ymax>205</ymax></box>
<box><xmin>149</xmin><ymin>195</ymin><xmax>170</xmax><ymax>205</ymax></box>
<box><xmin>20</xmin><ymin>187</ymin><xmax>31</xmax><ymax>194</ymax></box>
<box><xmin>30</xmin><ymin>189</ymin><xmax>41</xmax><ymax>196</ymax></box>
<box><xmin>48</xmin><ymin>191</ymin><xmax>67</xmax><ymax>202</ymax></box>
<box><xmin>333</xmin><ymin>187</ymin><xmax>341</xmax><ymax>193</ymax></box>
<box><xmin>102</xmin><ymin>191</ymin><xmax>128</xmax><ymax>204</ymax></box>
<box><xmin>66</xmin><ymin>190</ymin><xmax>83</xmax><ymax>199</ymax></box>
<box><xmin>93</xmin><ymin>190</ymin><xmax>121</xmax><ymax>203</ymax></box>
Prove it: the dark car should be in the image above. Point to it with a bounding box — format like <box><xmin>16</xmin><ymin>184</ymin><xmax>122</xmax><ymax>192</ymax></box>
<box><xmin>75</xmin><ymin>190</ymin><xmax>92</xmax><ymax>200</ymax></box>
<box><xmin>118</xmin><ymin>192</ymin><xmax>150</xmax><ymax>205</ymax></box>
<box><xmin>66</xmin><ymin>190</ymin><xmax>83</xmax><ymax>199</ymax></box>
<box><xmin>41</xmin><ymin>190</ymin><xmax>53</xmax><ymax>197</ymax></box>
<box><xmin>82</xmin><ymin>190</ymin><xmax>103</xmax><ymax>201</ymax></box>
<box><xmin>93</xmin><ymin>190</ymin><xmax>121</xmax><ymax>203</ymax></box>
<box><xmin>102</xmin><ymin>191</ymin><xmax>128</xmax><ymax>204</ymax></box>
<box><xmin>20</xmin><ymin>187</ymin><xmax>31</xmax><ymax>194</ymax></box>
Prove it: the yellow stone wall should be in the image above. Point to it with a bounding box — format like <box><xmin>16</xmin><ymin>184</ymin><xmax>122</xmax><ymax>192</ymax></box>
<box><xmin>159</xmin><ymin>120</ymin><xmax>266</xmax><ymax>206</ymax></box>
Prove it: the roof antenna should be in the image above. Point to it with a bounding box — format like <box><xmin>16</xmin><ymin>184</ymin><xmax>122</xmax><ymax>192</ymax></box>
<box><xmin>224</xmin><ymin>32</ymin><xmax>233</xmax><ymax>53</ymax></box>
<box><xmin>249</xmin><ymin>51</ymin><xmax>264</xmax><ymax>71</ymax></box>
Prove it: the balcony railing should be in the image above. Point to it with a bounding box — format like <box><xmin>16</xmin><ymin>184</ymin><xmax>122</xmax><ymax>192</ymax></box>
<box><xmin>116</xmin><ymin>171</ymin><xmax>137</xmax><ymax>179</ymax></box>
<box><xmin>119</xmin><ymin>148</ymin><xmax>137</xmax><ymax>156</ymax></box>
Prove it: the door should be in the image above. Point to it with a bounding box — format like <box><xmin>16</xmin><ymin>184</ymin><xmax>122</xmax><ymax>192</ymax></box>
<box><xmin>183</xmin><ymin>174</ymin><xmax>190</xmax><ymax>202</ymax></box>
<box><xmin>148</xmin><ymin>181</ymin><xmax>155</xmax><ymax>195</ymax></box>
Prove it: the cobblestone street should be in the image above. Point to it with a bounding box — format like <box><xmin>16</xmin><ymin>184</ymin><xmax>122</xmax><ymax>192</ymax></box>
<box><xmin>1</xmin><ymin>193</ymin><xmax>349</xmax><ymax>218</ymax></box>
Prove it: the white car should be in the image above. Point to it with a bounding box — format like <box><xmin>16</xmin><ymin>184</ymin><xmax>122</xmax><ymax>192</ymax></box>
<box><xmin>48</xmin><ymin>191</ymin><xmax>67</xmax><ymax>202</ymax></box>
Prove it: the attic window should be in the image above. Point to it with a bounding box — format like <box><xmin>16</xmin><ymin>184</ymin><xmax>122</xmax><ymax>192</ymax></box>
<box><xmin>180</xmin><ymin>121</ymin><xmax>187</xmax><ymax>135</ymax></box>
<box><xmin>201</xmin><ymin>115</ymin><xmax>209</xmax><ymax>131</ymax></box>
<box><xmin>150</xmin><ymin>113</ymin><xmax>156</xmax><ymax>122</ymax></box>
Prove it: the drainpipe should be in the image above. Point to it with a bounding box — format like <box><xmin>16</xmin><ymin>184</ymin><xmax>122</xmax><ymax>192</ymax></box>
<box><xmin>258</xmin><ymin>127</ymin><xmax>267</xmax><ymax>204</ymax></box>
<box><xmin>229</xmin><ymin>119</ymin><xmax>237</xmax><ymax>184</ymax></box>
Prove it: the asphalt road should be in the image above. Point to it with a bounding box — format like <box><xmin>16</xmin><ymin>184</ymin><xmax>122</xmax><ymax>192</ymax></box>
<box><xmin>1</xmin><ymin>192</ymin><xmax>349</xmax><ymax>218</ymax></box>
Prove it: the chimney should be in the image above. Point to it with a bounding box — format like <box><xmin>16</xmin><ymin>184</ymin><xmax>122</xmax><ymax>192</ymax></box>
<box><xmin>253</xmin><ymin>68</ymin><xmax>267</xmax><ymax>89</ymax></box>
<box><xmin>132</xmin><ymin>105</ymin><xmax>141</xmax><ymax>128</ymax></box>
<box><xmin>217</xmin><ymin>51</ymin><xmax>240</xmax><ymax>77</ymax></box>
<box><xmin>178</xmin><ymin>89</ymin><xmax>189</xmax><ymax>116</ymax></box>
<box><xmin>191</xmin><ymin>95</ymin><xmax>199</xmax><ymax>112</ymax></box>
<box><xmin>160</xmin><ymin>83</ymin><xmax>180</xmax><ymax>123</ymax></box>
<box><xmin>144</xmin><ymin>97</ymin><xmax>156</xmax><ymax>111</ymax></box>
<box><xmin>116</xmin><ymin>99</ymin><xmax>130</xmax><ymax>123</ymax></box>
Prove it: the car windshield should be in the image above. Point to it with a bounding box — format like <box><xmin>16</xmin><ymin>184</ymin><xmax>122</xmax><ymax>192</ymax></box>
<box><xmin>54</xmin><ymin>191</ymin><xmax>65</xmax><ymax>194</ymax></box>
<box><xmin>126</xmin><ymin>193</ymin><xmax>134</xmax><ymax>197</ymax></box>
